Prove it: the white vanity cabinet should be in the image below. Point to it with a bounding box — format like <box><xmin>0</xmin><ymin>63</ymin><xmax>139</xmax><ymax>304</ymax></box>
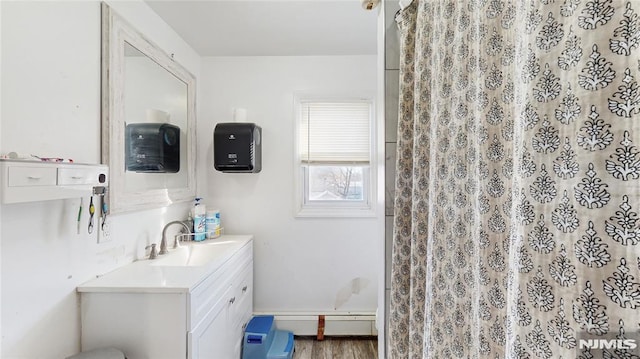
<box><xmin>78</xmin><ymin>236</ymin><xmax>253</xmax><ymax>359</ymax></box>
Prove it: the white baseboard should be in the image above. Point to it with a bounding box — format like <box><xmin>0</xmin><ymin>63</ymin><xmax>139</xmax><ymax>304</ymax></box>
<box><xmin>252</xmin><ymin>312</ymin><xmax>378</xmax><ymax>336</ymax></box>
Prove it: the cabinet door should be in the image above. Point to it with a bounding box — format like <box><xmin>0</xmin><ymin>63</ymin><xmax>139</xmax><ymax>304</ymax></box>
<box><xmin>231</xmin><ymin>266</ymin><xmax>253</xmax><ymax>357</ymax></box>
<box><xmin>188</xmin><ymin>285</ymin><xmax>233</xmax><ymax>359</ymax></box>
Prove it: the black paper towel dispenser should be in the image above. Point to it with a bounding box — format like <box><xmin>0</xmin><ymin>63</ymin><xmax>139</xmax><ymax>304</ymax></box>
<box><xmin>214</xmin><ymin>122</ymin><xmax>262</xmax><ymax>173</ymax></box>
<box><xmin>125</xmin><ymin>123</ymin><xmax>180</xmax><ymax>173</ymax></box>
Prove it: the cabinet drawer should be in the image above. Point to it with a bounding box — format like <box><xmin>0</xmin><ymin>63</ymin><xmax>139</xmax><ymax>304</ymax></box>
<box><xmin>8</xmin><ymin>166</ymin><xmax>57</xmax><ymax>187</ymax></box>
<box><xmin>58</xmin><ymin>167</ymin><xmax>106</xmax><ymax>185</ymax></box>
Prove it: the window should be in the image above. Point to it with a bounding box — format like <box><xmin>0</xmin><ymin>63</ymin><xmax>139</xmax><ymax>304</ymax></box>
<box><xmin>295</xmin><ymin>98</ymin><xmax>376</xmax><ymax>217</ymax></box>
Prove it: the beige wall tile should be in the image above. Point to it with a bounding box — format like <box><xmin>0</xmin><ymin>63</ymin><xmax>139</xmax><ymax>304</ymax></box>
<box><xmin>385</xmin><ymin>215</ymin><xmax>394</xmax><ymax>288</ymax></box>
<box><xmin>385</xmin><ymin>69</ymin><xmax>399</xmax><ymax>143</ymax></box>
<box><xmin>385</xmin><ymin>142</ymin><xmax>397</xmax><ymax>216</ymax></box>
<box><xmin>384</xmin><ymin>0</ymin><xmax>400</xmax><ymax>70</ymax></box>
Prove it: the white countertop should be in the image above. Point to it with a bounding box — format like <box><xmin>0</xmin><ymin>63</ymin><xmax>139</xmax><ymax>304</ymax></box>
<box><xmin>77</xmin><ymin>235</ymin><xmax>253</xmax><ymax>294</ymax></box>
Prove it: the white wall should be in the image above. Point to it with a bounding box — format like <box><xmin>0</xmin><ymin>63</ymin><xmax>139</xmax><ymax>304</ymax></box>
<box><xmin>1</xmin><ymin>2</ymin><xmax>382</xmax><ymax>356</ymax></box>
<box><xmin>0</xmin><ymin>1</ymin><xmax>201</xmax><ymax>358</ymax></box>
<box><xmin>199</xmin><ymin>56</ymin><xmax>380</xmax><ymax>314</ymax></box>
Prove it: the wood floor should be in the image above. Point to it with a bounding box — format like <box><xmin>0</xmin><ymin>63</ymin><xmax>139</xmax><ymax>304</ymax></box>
<box><xmin>292</xmin><ymin>336</ymin><xmax>378</xmax><ymax>359</ymax></box>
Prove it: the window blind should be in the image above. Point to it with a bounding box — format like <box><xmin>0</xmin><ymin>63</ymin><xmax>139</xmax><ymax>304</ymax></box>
<box><xmin>299</xmin><ymin>101</ymin><xmax>371</xmax><ymax>164</ymax></box>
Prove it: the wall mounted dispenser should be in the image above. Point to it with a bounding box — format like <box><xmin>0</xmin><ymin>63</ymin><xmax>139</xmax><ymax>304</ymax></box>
<box><xmin>214</xmin><ymin>122</ymin><xmax>262</xmax><ymax>173</ymax></box>
<box><xmin>125</xmin><ymin>123</ymin><xmax>180</xmax><ymax>173</ymax></box>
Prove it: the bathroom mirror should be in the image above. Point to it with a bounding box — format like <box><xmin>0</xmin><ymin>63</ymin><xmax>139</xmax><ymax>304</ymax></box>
<box><xmin>102</xmin><ymin>3</ymin><xmax>196</xmax><ymax>213</ymax></box>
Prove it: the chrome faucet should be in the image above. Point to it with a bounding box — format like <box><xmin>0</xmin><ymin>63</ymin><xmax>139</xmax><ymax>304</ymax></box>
<box><xmin>160</xmin><ymin>220</ymin><xmax>191</xmax><ymax>255</ymax></box>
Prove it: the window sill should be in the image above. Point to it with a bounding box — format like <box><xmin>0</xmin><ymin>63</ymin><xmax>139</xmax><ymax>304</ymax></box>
<box><xmin>295</xmin><ymin>206</ymin><xmax>377</xmax><ymax>218</ymax></box>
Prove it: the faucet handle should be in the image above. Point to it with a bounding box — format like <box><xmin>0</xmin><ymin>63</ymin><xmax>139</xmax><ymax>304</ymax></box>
<box><xmin>173</xmin><ymin>229</ymin><xmax>188</xmax><ymax>249</ymax></box>
<box><xmin>145</xmin><ymin>243</ymin><xmax>158</xmax><ymax>260</ymax></box>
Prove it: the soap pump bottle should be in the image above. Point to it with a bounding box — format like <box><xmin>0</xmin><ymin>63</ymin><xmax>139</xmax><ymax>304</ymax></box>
<box><xmin>192</xmin><ymin>197</ymin><xmax>206</xmax><ymax>241</ymax></box>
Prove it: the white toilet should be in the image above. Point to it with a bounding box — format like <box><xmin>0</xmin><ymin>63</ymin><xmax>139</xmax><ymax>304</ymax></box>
<box><xmin>66</xmin><ymin>348</ymin><xmax>126</xmax><ymax>359</ymax></box>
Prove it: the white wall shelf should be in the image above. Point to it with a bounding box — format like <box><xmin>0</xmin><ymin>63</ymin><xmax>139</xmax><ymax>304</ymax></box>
<box><xmin>0</xmin><ymin>160</ymin><xmax>109</xmax><ymax>204</ymax></box>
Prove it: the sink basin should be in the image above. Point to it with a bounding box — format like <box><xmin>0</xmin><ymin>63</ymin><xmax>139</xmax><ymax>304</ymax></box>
<box><xmin>150</xmin><ymin>240</ymin><xmax>239</xmax><ymax>267</ymax></box>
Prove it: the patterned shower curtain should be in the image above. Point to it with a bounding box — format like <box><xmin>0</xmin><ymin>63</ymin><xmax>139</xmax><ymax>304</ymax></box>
<box><xmin>389</xmin><ymin>0</ymin><xmax>640</xmax><ymax>358</ymax></box>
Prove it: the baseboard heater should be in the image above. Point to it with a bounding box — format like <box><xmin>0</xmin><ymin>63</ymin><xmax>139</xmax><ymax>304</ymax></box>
<box><xmin>251</xmin><ymin>312</ymin><xmax>377</xmax><ymax>337</ymax></box>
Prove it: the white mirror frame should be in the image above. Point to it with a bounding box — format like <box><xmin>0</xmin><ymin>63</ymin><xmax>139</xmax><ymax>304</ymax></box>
<box><xmin>101</xmin><ymin>3</ymin><xmax>196</xmax><ymax>214</ymax></box>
